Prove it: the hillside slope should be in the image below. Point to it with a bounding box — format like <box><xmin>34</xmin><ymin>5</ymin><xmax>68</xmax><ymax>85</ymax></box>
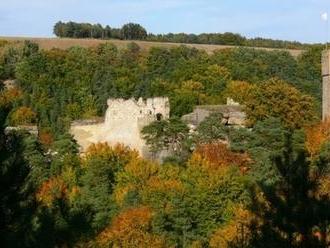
<box><xmin>0</xmin><ymin>36</ymin><xmax>303</xmax><ymax>57</ymax></box>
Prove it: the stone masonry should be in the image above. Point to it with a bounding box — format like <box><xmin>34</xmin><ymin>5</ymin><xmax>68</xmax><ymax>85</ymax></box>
<box><xmin>182</xmin><ymin>98</ymin><xmax>246</xmax><ymax>128</ymax></box>
<box><xmin>70</xmin><ymin>97</ymin><xmax>170</xmax><ymax>157</ymax></box>
<box><xmin>323</xmin><ymin>50</ymin><xmax>330</xmax><ymax>120</ymax></box>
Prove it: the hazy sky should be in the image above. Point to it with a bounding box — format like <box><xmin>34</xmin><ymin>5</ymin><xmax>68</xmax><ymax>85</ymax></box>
<box><xmin>0</xmin><ymin>0</ymin><xmax>329</xmax><ymax>43</ymax></box>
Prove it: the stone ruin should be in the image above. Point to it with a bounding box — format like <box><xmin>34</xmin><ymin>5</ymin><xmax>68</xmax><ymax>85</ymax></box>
<box><xmin>70</xmin><ymin>97</ymin><xmax>245</xmax><ymax>158</ymax></box>
<box><xmin>4</xmin><ymin>50</ymin><xmax>330</xmax><ymax>158</ymax></box>
<box><xmin>70</xmin><ymin>97</ymin><xmax>170</xmax><ymax>157</ymax></box>
<box><xmin>322</xmin><ymin>50</ymin><xmax>330</xmax><ymax>120</ymax></box>
<box><xmin>4</xmin><ymin>50</ymin><xmax>328</xmax><ymax>158</ymax></box>
<box><xmin>71</xmin><ymin>48</ymin><xmax>330</xmax><ymax>156</ymax></box>
<box><xmin>181</xmin><ymin>98</ymin><xmax>246</xmax><ymax>130</ymax></box>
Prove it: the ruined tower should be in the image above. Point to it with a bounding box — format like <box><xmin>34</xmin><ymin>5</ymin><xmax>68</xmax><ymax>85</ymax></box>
<box><xmin>70</xmin><ymin>97</ymin><xmax>170</xmax><ymax>157</ymax></box>
<box><xmin>322</xmin><ymin>50</ymin><xmax>330</xmax><ymax>120</ymax></box>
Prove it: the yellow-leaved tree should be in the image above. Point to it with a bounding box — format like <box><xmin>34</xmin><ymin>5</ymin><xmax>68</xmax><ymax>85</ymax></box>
<box><xmin>10</xmin><ymin>106</ymin><xmax>37</xmax><ymax>125</ymax></box>
<box><xmin>209</xmin><ymin>205</ymin><xmax>255</xmax><ymax>248</ymax></box>
<box><xmin>224</xmin><ymin>80</ymin><xmax>256</xmax><ymax>104</ymax></box>
<box><xmin>247</xmin><ymin>78</ymin><xmax>316</xmax><ymax>128</ymax></box>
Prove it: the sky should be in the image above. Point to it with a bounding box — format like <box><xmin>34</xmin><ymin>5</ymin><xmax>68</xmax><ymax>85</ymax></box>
<box><xmin>0</xmin><ymin>0</ymin><xmax>329</xmax><ymax>43</ymax></box>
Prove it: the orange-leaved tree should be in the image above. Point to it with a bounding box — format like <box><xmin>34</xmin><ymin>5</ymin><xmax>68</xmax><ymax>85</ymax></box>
<box><xmin>39</xmin><ymin>129</ymin><xmax>54</xmax><ymax>148</ymax></box>
<box><xmin>36</xmin><ymin>176</ymin><xmax>68</xmax><ymax>208</ymax></box>
<box><xmin>192</xmin><ymin>142</ymin><xmax>251</xmax><ymax>173</ymax></box>
<box><xmin>305</xmin><ymin>120</ymin><xmax>330</xmax><ymax>159</ymax></box>
<box><xmin>96</xmin><ymin>206</ymin><xmax>166</xmax><ymax>248</ymax></box>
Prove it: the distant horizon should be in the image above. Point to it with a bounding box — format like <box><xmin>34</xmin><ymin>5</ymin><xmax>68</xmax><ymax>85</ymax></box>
<box><xmin>0</xmin><ymin>33</ymin><xmax>319</xmax><ymax>46</ymax></box>
<box><xmin>0</xmin><ymin>35</ymin><xmax>325</xmax><ymax>46</ymax></box>
<box><xmin>0</xmin><ymin>25</ymin><xmax>325</xmax><ymax>46</ymax></box>
<box><xmin>0</xmin><ymin>0</ymin><xmax>329</xmax><ymax>44</ymax></box>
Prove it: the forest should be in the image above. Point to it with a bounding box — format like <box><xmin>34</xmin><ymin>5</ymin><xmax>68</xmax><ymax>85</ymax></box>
<box><xmin>1</xmin><ymin>38</ymin><xmax>330</xmax><ymax>247</ymax></box>
<box><xmin>53</xmin><ymin>21</ymin><xmax>311</xmax><ymax>49</ymax></box>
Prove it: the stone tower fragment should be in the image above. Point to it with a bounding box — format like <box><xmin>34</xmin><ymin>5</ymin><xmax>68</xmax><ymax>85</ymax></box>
<box><xmin>70</xmin><ymin>97</ymin><xmax>170</xmax><ymax>158</ymax></box>
<box><xmin>323</xmin><ymin>50</ymin><xmax>330</xmax><ymax>120</ymax></box>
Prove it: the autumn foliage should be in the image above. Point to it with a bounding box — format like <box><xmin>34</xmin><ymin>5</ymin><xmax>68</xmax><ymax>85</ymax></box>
<box><xmin>1</xmin><ymin>40</ymin><xmax>327</xmax><ymax>247</ymax></box>
<box><xmin>209</xmin><ymin>206</ymin><xmax>254</xmax><ymax>248</ymax></box>
<box><xmin>96</xmin><ymin>206</ymin><xmax>165</xmax><ymax>248</ymax></box>
<box><xmin>241</xmin><ymin>78</ymin><xmax>316</xmax><ymax>128</ymax></box>
<box><xmin>10</xmin><ymin>106</ymin><xmax>37</xmax><ymax>125</ymax></box>
<box><xmin>36</xmin><ymin>176</ymin><xmax>68</xmax><ymax>208</ymax></box>
<box><xmin>84</xmin><ymin>142</ymin><xmax>138</xmax><ymax>163</ymax></box>
<box><xmin>0</xmin><ymin>88</ymin><xmax>22</xmax><ymax>107</ymax></box>
<box><xmin>39</xmin><ymin>130</ymin><xmax>54</xmax><ymax>148</ymax></box>
<box><xmin>305</xmin><ymin>120</ymin><xmax>330</xmax><ymax>158</ymax></box>
<box><xmin>192</xmin><ymin>142</ymin><xmax>251</xmax><ymax>172</ymax></box>
<box><xmin>225</xmin><ymin>80</ymin><xmax>256</xmax><ymax>104</ymax></box>
<box><xmin>114</xmin><ymin>158</ymin><xmax>161</xmax><ymax>205</ymax></box>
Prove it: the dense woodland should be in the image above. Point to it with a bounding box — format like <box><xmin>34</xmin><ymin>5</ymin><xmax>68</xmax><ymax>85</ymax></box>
<box><xmin>53</xmin><ymin>21</ymin><xmax>311</xmax><ymax>49</ymax></box>
<box><xmin>1</xmin><ymin>38</ymin><xmax>330</xmax><ymax>247</ymax></box>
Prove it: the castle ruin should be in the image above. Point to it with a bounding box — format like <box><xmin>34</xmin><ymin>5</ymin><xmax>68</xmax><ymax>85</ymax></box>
<box><xmin>182</xmin><ymin>98</ymin><xmax>245</xmax><ymax>128</ymax></box>
<box><xmin>323</xmin><ymin>50</ymin><xmax>330</xmax><ymax>120</ymax></box>
<box><xmin>70</xmin><ymin>97</ymin><xmax>170</xmax><ymax>157</ymax></box>
<box><xmin>70</xmin><ymin>96</ymin><xmax>246</xmax><ymax>158</ymax></box>
<box><xmin>68</xmin><ymin>50</ymin><xmax>330</xmax><ymax>157</ymax></box>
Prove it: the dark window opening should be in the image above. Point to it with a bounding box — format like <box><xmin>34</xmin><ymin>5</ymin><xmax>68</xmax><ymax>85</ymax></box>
<box><xmin>156</xmin><ymin>113</ymin><xmax>163</xmax><ymax>121</ymax></box>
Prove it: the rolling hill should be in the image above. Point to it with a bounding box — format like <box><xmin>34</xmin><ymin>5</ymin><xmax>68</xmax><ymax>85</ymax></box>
<box><xmin>0</xmin><ymin>36</ymin><xmax>304</xmax><ymax>57</ymax></box>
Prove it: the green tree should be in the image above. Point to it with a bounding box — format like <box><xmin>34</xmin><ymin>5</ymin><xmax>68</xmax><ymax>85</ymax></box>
<box><xmin>250</xmin><ymin>136</ymin><xmax>330</xmax><ymax>248</ymax></box>
<box><xmin>0</xmin><ymin>89</ymin><xmax>50</xmax><ymax>247</ymax></box>
<box><xmin>244</xmin><ymin>78</ymin><xmax>316</xmax><ymax>128</ymax></box>
<box><xmin>121</xmin><ymin>23</ymin><xmax>147</xmax><ymax>40</ymax></box>
<box><xmin>78</xmin><ymin>143</ymin><xmax>137</xmax><ymax>229</ymax></box>
<box><xmin>142</xmin><ymin>117</ymin><xmax>189</xmax><ymax>159</ymax></box>
<box><xmin>229</xmin><ymin>117</ymin><xmax>305</xmax><ymax>186</ymax></box>
<box><xmin>193</xmin><ymin>64</ymin><xmax>231</xmax><ymax>103</ymax></box>
<box><xmin>150</xmin><ymin>161</ymin><xmax>250</xmax><ymax>246</ymax></box>
<box><xmin>194</xmin><ymin>113</ymin><xmax>228</xmax><ymax>144</ymax></box>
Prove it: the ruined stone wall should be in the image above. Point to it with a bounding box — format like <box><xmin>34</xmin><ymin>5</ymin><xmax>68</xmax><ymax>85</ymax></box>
<box><xmin>70</xmin><ymin>97</ymin><xmax>170</xmax><ymax>157</ymax></box>
<box><xmin>104</xmin><ymin>97</ymin><xmax>169</xmax><ymax>156</ymax></box>
<box><xmin>71</xmin><ymin>96</ymin><xmax>246</xmax><ymax>159</ymax></box>
<box><xmin>323</xmin><ymin>50</ymin><xmax>330</xmax><ymax>120</ymax></box>
<box><xmin>182</xmin><ymin>104</ymin><xmax>246</xmax><ymax>127</ymax></box>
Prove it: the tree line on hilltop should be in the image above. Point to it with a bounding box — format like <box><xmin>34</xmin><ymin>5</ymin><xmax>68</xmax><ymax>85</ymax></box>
<box><xmin>53</xmin><ymin>21</ymin><xmax>309</xmax><ymax>49</ymax></box>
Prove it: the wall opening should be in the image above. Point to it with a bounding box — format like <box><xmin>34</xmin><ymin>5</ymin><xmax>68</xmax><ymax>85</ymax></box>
<box><xmin>156</xmin><ymin>113</ymin><xmax>163</xmax><ymax>121</ymax></box>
